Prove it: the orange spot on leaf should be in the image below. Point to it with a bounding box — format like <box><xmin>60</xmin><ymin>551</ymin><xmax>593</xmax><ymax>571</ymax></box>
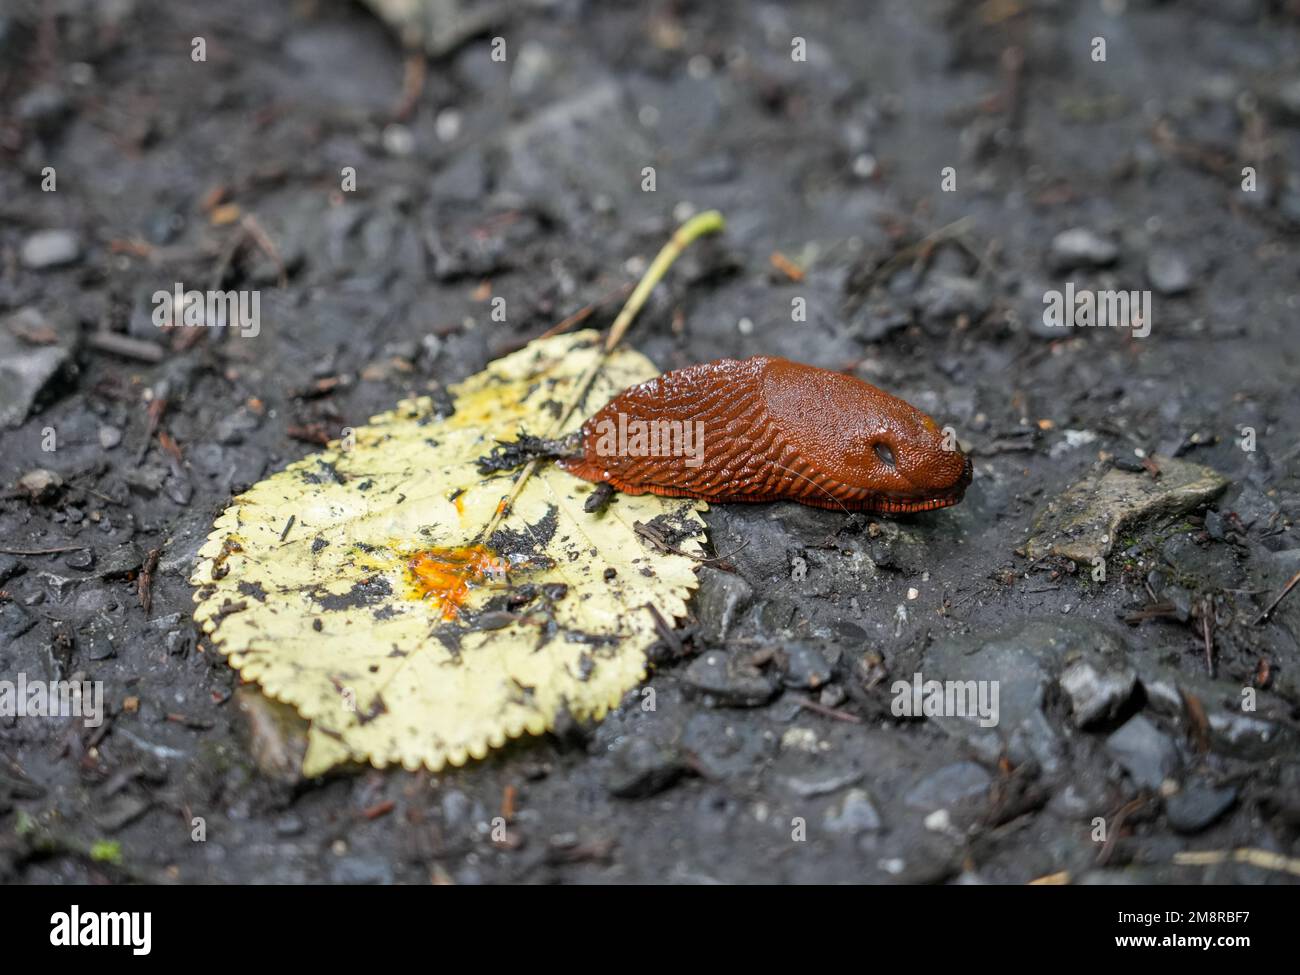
<box><xmin>406</xmin><ymin>545</ymin><xmax>507</xmax><ymax>620</ymax></box>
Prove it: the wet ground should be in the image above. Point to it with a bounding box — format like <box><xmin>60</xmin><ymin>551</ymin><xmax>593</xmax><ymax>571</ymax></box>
<box><xmin>2</xmin><ymin>0</ymin><xmax>1299</xmax><ymax>883</ymax></box>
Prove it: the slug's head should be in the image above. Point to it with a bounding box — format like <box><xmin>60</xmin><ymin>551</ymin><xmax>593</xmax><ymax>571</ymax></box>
<box><xmin>763</xmin><ymin>360</ymin><xmax>972</xmax><ymax>514</ymax></box>
<box><xmin>843</xmin><ymin>405</ymin><xmax>972</xmax><ymax>514</ymax></box>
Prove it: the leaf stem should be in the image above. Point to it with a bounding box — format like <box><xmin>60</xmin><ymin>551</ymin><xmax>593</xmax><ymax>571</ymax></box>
<box><xmin>477</xmin><ymin>210</ymin><xmax>725</xmax><ymax>541</ymax></box>
<box><xmin>604</xmin><ymin>209</ymin><xmax>726</xmax><ymax>353</ymax></box>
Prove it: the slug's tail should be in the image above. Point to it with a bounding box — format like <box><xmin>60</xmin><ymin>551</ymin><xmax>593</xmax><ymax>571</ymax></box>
<box><xmin>476</xmin><ymin>432</ymin><xmax>583</xmax><ymax>476</ymax></box>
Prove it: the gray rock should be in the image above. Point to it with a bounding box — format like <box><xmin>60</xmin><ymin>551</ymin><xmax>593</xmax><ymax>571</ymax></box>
<box><xmin>680</xmin><ymin>711</ymin><xmax>776</xmax><ymax>779</ymax></box>
<box><xmin>440</xmin><ymin>789</ymin><xmax>472</xmax><ymax>828</ymax></box>
<box><xmin>98</xmin><ymin>425</ymin><xmax>123</xmax><ymax>450</ymax></box>
<box><xmin>16</xmin><ymin>468</ymin><xmax>63</xmax><ymax>502</ymax></box>
<box><xmin>819</xmin><ymin>684</ymin><xmax>846</xmax><ymax>708</ymax></box>
<box><xmin>1166</xmin><ymin>782</ymin><xmax>1236</xmax><ymax>834</ymax></box>
<box><xmin>1257</xmin><ymin>548</ymin><xmax>1300</xmax><ymax>651</ymax></box>
<box><xmin>1207</xmin><ymin>710</ymin><xmax>1283</xmax><ymax>758</ymax></box>
<box><xmin>0</xmin><ymin>309</ymin><xmax>75</xmax><ymax>429</ymax></box>
<box><xmin>1050</xmin><ymin>228</ymin><xmax>1118</xmax><ymax>270</ymax></box>
<box><xmin>16</xmin><ymin>83</ymin><xmax>70</xmax><ymax>131</ymax></box>
<box><xmin>1133</xmin><ymin>660</ymin><xmax>1292</xmax><ymax>760</ymax></box>
<box><xmin>693</xmin><ymin>566</ymin><xmax>753</xmax><ymax>643</ymax></box>
<box><xmin>0</xmin><ymin>603</ymin><xmax>36</xmax><ymax>642</ymax></box>
<box><xmin>64</xmin><ymin>548</ymin><xmax>95</xmax><ymax>571</ymax></box>
<box><xmin>1146</xmin><ymin>249</ymin><xmax>1192</xmax><ymax>295</ymax></box>
<box><xmin>94</xmin><ymin>795</ymin><xmax>151</xmax><ymax>832</ymax></box>
<box><xmin>431</xmin><ymin>148</ymin><xmax>487</xmax><ymax>204</ymax></box>
<box><xmin>275</xmin><ymin>814</ymin><xmax>305</xmax><ymax>836</ymax></box>
<box><xmin>605</xmin><ymin>736</ymin><xmax>686</xmax><ymax>798</ymax></box>
<box><xmin>1159</xmin><ymin>532</ymin><xmax>1242</xmax><ymax>591</ymax></box>
<box><xmin>851</xmin><ymin>299</ymin><xmax>912</xmax><ymax>342</ymax></box>
<box><xmin>164</xmin><ymin>630</ymin><xmax>193</xmax><ymax>655</ymax></box>
<box><xmin>360</xmin><ymin>0</ymin><xmax>511</xmax><ymax>57</ymax></box>
<box><xmin>163</xmin><ymin>473</ymin><xmax>193</xmax><ymax>506</ymax></box>
<box><xmin>905</xmin><ymin>761</ymin><xmax>991</xmax><ymax>811</ymax></box>
<box><xmin>234</xmin><ymin>687</ymin><xmax>309</xmax><ymax>784</ymax></box>
<box><xmin>510</xmin><ymin>39</ymin><xmax>555</xmax><ymax>96</ymax></box>
<box><xmin>77</xmin><ymin>616</ymin><xmax>116</xmax><ymax>659</ymax></box>
<box><xmin>915</xmin><ymin>273</ymin><xmax>991</xmax><ymax>327</ymax></box>
<box><xmin>863</xmin><ymin>520</ymin><xmax>929</xmax><ymax>572</ymax></box>
<box><xmin>20</xmin><ymin>229</ymin><xmax>81</xmax><ymax>269</ymax></box>
<box><xmin>923</xmin><ymin>619</ymin><xmax>1124</xmax><ymax>772</ymax></box>
<box><xmin>72</xmin><ymin>586</ymin><xmax>117</xmax><ymax>616</ymax></box>
<box><xmin>1223</xmin><ymin>483</ymin><xmax>1279</xmax><ymax>530</ymax></box>
<box><xmin>1009</xmin><ymin>708</ymin><xmax>1067</xmax><ymax>776</ymax></box>
<box><xmin>35</xmin><ymin>571</ymin><xmax>80</xmax><ymax>601</ymax></box>
<box><xmin>779</xmin><ymin>642</ymin><xmax>834</xmax><ymax>690</ymax></box>
<box><xmin>1106</xmin><ymin>715</ymin><xmax>1180</xmax><ymax>790</ymax></box>
<box><xmin>148</xmin><ymin>613</ymin><xmax>184</xmax><ymax>632</ymax></box>
<box><xmin>825</xmin><ymin>788</ymin><xmax>883</xmax><ymax>834</ymax></box>
<box><xmin>126</xmin><ymin>465</ymin><xmax>168</xmax><ymax>496</ymax></box>
<box><xmin>682</xmin><ymin>651</ymin><xmax>778</xmax><ymax>707</ymax></box>
<box><xmin>1047</xmin><ymin>780</ymin><xmax>1109</xmax><ymax>820</ymax></box>
<box><xmin>329</xmin><ymin>855</ymin><xmax>393</xmax><ymax>884</ymax></box>
<box><xmin>213</xmin><ymin>408</ymin><xmax>262</xmax><ymax>446</ymax></box>
<box><xmin>1025</xmin><ymin>455</ymin><xmax>1229</xmax><ymax>564</ymax></box>
<box><xmin>1059</xmin><ymin>656</ymin><xmax>1136</xmax><ymax>727</ymax></box>
<box><xmin>0</xmin><ymin>554</ymin><xmax>23</xmax><ymax>584</ymax></box>
<box><xmin>96</xmin><ymin>544</ymin><xmax>143</xmax><ymax>580</ymax></box>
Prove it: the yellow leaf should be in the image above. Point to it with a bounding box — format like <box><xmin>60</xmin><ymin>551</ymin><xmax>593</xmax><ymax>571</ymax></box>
<box><xmin>191</xmin><ymin>331</ymin><xmax>707</xmax><ymax>775</ymax></box>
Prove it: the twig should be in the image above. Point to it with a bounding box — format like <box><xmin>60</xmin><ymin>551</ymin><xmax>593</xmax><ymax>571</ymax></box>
<box><xmin>792</xmin><ymin>695</ymin><xmax>863</xmax><ymax>724</ymax></box>
<box><xmin>536</xmin><ymin>283</ymin><xmax>633</xmax><ymax>341</ymax></box>
<box><xmin>138</xmin><ymin>547</ymin><xmax>160</xmax><ymax>615</ymax></box>
<box><xmin>495</xmin><ymin>283</ymin><xmax>634</xmax><ymax>356</ymax></box>
<box><xmin>135</xmin><ymin>394</ymin><xmax>168</xmax><ymax>464</ymax></box>
<box><xmin>859</xmin><ymin>217</ymin><xmax>973</xmax><ymax>290</ymax></box>
<box><xmin>0</xmin><ymin>545</ymin><xmax>85</xmax><ymax>555</ymax></box>
<box><xmin>1172</xmin><ymin>848</ymin><xmax>1300</xmax><ymax>878</ymax></box>
<box><xmin>1254</xmin><ymin>569</ymin><xmax>1300</xmax><ymax>625</ymax></box>
<box><xmin>474</xmin><ymin>211</ymin><xmax>725</xmax><ymax>546</ymax></box>
<box><xmin>1200</xmin><ymin>597</ymin><xmax>1215</xmax><ymax>676</ymax></box>
<box><xmin>85</xmin><ymin>331</ymin><xmax>165</xmax><ymax>363</ymax></box>
<box><xmin>769</xmin><ymin>251</ymin><xmax>804</xmax><ymax>282</ymax></box>
<box><xmin>207</xmin><ymin>223</ymin><xmax>248</xmax><ymax>293</ymax></box>
<box><xmin>644</xmin><ymin>602</ymin><xmax>682</xmax><ymax>656</ymax></box>
<box><xmin>633</xmin><ymin>520</ymin><xmax>747</xmax><ymax>564</ymax></box>
<box><xmin>393</xmin><ymin>52</ymin><xmax>426</xmax><ymax>121</ymax></box>
<box><xmin>241</xmin><ymin>214</ymin><xmax>288</xmax><ymax>289</ymax></box>
<box><xmin>1097</xmin><ymin>795</ymin><xmax>1150</xmax><ymax>866</ymax></box>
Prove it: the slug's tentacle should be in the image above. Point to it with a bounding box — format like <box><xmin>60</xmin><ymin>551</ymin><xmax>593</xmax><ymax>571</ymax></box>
<box><xmin>558</xmin><ymin>356</ymin><xmax>972</xmax><ymax>515</ymax></box>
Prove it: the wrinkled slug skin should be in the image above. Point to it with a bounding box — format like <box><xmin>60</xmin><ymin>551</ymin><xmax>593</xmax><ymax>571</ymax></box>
<box><xmin>560</xmin><ymin>356</ymin><xmax>973</xmax><ymax>514</ymax></box>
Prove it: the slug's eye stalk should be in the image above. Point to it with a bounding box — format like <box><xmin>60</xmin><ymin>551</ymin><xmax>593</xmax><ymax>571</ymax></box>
<box><xmin>873</xmin><ymin>442</ymin><xmax>896</xmax><ymax>469</ymax></box>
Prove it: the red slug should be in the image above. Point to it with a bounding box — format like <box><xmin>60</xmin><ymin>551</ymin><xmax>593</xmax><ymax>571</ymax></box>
<box><xmin>560</xmin><ymin>356</ymin><xmax>972</xmax><ymax>514</ymax></box>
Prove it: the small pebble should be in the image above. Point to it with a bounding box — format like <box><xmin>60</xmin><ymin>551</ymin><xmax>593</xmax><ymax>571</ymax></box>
<box><xmin>20</xmin><ymin>229</ymin><xmax>81</xmax><ymax>269</ymax></box>
<box><xmin>1146</xmin><ymin>249</ymin><xmax>1192</xmax><ymax>295</ymax></box>
<box><xmin>1050</xmin><ymin>227</ymin><xmax>1117</xmax><ymax>270</ymax></box>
